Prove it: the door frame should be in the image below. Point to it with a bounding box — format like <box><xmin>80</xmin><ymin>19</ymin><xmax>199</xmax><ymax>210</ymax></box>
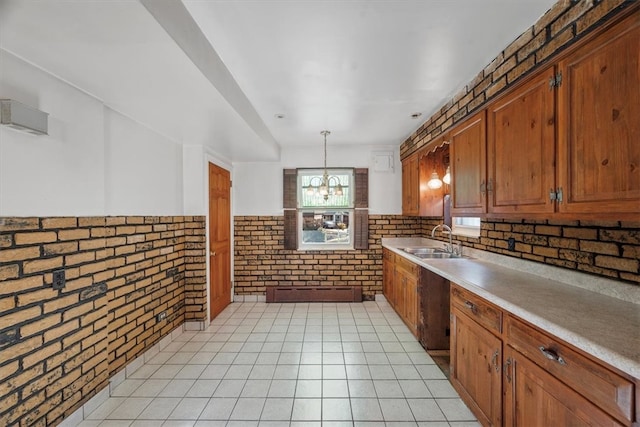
<box><xmin>205</xmin><ymin>153</ymin><xmax>234</xmax><ymax>323</ymax></box>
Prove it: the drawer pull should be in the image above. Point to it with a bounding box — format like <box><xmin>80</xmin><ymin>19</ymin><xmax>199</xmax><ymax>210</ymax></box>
<box><xmin>491</xmin><ymin>349</ymin><xmax>500</xmax><ymax>372</ymax></box>
<box><xmin>464</xmin><ymin>301</ymin><xmax>476</xmax><ymax>312</ymax></box>
<box><xmin>539</xmin><ymin>346</ymin><xmax>566</xmax><ymax>365</ymax></box>
<box><xmin>504</xmin><ymin>358</ymin><xmax>512</xmax><ymax>383</ymax></box>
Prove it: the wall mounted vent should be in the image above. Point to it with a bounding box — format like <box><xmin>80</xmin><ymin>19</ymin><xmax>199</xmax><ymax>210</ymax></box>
<box><xmin>0</xmin><ymin>99</ymin><xmax>48</xmax><ymax>135</ymax></box>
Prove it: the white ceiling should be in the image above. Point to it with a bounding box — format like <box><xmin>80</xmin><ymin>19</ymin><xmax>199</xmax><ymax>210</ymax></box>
<box><xmin>0</xmin><ymin>0</ymin><xmax>556</xmax><ymax>162</ymax></box>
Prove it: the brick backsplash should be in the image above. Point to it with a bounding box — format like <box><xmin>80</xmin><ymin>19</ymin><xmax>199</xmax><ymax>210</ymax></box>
<box><xmin>234</xmin><ymin>215</ymin><xmax>422</xmax><ymax>298</ymax></box>
<box><xmin>424</xmin><ymin>219</ymin><xmax>640</xmax><ymax>285</ymax></box>
<box><xmin>0</xmin><ymin>216</ymin><xmax>206</xmax><ymax>426</ymax></box>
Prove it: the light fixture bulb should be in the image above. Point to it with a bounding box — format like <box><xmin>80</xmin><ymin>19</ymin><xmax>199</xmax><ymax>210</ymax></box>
<box><xmin>443</xmin><ymin>166</ymin><xmax>451</xmax><ymax>185</ymax></box>
<box><xmin>427</xmin><ymin>171</ymin><xmax>443</xmax><ymax>189</ymax></box>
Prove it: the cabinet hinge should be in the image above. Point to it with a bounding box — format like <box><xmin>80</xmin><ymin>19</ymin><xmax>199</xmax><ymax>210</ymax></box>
<box><xmin>549</xmin><ymin>187</ymin><xmax>563</xmax><ymax>203</ymax></box>
<box><xmin>549</xmin><ymin>72</ymin><xmax>563</xmax><ymax>89</ymax></box>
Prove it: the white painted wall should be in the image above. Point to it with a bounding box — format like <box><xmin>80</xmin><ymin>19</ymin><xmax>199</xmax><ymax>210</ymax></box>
<box><xmin>104</xmin><ymin>108</ymin><xmax>183</xmax><ymax>215</ymax></box>
<box><xmin>0</xmin><ymin>48</ymin><xmax>401</xmax><ymax>218</ymax></box>
<box><xmin>232</xmin><ymin>144</ymin><xmax>402</xmax><ymax>216</ymax></box>
<box><xmin>0</xmin><ymin>50</ymin><xmax>105</xmax><ymax>216</ymax></box>
<box><xmin>0</xmin><ymin>50</ymin><xmax>185</xmax><ymax>217</ymax></box>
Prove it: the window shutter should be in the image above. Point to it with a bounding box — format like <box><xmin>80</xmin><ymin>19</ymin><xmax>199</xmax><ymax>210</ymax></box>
<box><xmin>354</xmin><ymin>168</ymin><xmax>369</xmax><ymax>250</ymax></box>
<box><xmin>283</xmin><ymin>169</ymin><xmax>297</xmax><ymax>209</ymax></box>
<box><xmin>354</xmin><ymin>168</ymin><xmax>369</xmax><ymax>209</ymax></box>
<box><xmin>283</xmin><ymin>209</ymin><xmax>297</xmax><ymax>250</ymax></box>
<box><xmin>283</xmin><ymin>169</ymin><xmax>297</xmax><ymax>249</ymax></box>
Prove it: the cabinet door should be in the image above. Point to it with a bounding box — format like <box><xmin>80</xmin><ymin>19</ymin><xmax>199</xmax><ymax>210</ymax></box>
<box><xmin>487</xmin><ymin>66</ymin><xmax>556</xmax><ymax>215</ymax></box>
<box><xmin>402</xmin><ymin>152</ymin><xmax>420</xmax><ymax>216</ymax></box>
<box><xmin>503</xmin><ymin>347</ymin><xmax>622</xmax><ymax>427</ymax></box>
<box><xmin>382</xmin><ymin>249</ymin><xmax>395</xmax><ymax>307</ymax></box>
<box><xmin>450</xmin><ymin>308</ymin><xmax>502</xmax><ymax>426</ymax></box>
<box><xmin>450</xmin><ymin>111</ymin><xmax>487</xmax><ymax>215</ymax></box>
<box><xmin>557</xmin><ymin>12</ymin><xmax>640</xmax><ymax>216</ymax></box>
<box><xmin>404</xmin><ymin>273</ymin><xmax>418</xmax><ymax>336</ymax></box>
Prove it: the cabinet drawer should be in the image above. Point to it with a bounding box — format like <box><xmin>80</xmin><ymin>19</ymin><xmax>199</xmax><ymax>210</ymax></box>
<box><xmin>395</xmin><ymin>255</ymin><xmax>420</xmax><ymax>277</ymax></box>
<box><xmin>451</xmin><ymin>284</ymin><xmax>502</xmax><ymax>334</ymax></box>
<box><xmin>383</xmin><ymin>248</ymin><xmax>394</xmax><ymax>262</ymax></box>
<box><xmin>506</xmin><ymin>315</ymin><xmax>634</xmax><ymax>425</ymax></box>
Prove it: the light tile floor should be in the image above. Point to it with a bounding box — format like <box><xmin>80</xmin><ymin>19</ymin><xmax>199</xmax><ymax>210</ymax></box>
<box><xmin>80</xmin><ymin>301</ymin><xmax>479</xmax><ymax>427</ymax></box>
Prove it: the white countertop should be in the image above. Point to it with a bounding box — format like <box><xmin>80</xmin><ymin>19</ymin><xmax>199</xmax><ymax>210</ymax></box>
<box><xmin>382</xmin><ymin>237</ymin><xmax>640</xmax><ymax>379</ymax></box>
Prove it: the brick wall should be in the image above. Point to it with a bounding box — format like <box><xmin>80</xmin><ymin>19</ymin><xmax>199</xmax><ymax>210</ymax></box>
<box><xmin>423</xmin><ymin>219</ymin><xmax>640</xmax><ymax>285</ymax></box>
<box><xmin>400</xmin><ymin>0</ymin><xmax>633</xmax><ymax>158</ymax></box>
<box><xmin>234</xmin><ymin>215</ymin><xmax>422</xmax><ymax>298</ymax></box>
<box><xmin>0</xmin><ymin>216</ymin><xmax>206</xmax><ymax>426</ymax></box>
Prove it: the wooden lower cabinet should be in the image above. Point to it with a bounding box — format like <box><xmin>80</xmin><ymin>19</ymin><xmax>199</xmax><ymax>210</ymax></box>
<box><xmin>450</xmin><ymin>283</ymin><xmax>638</xmax><ymax>427</ymax></box>
<box><xmin>450</xmin><ymin>285</ymin><xmax>503</xmax><ymax>426</ymax></box>
<box><xmin>503</xmin><ymin>346</ymin><xmax>623</xmax><ymax>426</ymax></box>
<box><xmin>382</xmin><ymin>249</ymin><xmax>419</xmax><ymax>336</ymax></box>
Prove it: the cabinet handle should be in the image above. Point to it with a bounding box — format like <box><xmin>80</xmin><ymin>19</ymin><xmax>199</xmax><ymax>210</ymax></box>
<box><xmin>480</xmin><ymin>180</ymin><xmax>486</xmax><ymax>195</ymax></box>
<box><xmin>504</xmin><ymin>358</ymin><xmax>512</xmax><ymax>383</ymax></box>
<box><xmin>464</xmin><ymin>301</ymin><xmax>476</xmax><ymax>312</ymax></box>
<box><xmin>487</xmin><ymin>178</ymin><xmax>494</xmax><ymax>194</ymax></box>
<box><xmin>491</xmin><ymin>349</ymin><xmax>500</xmax><ymax>372</ymax></box>
<box><xmin>210</xmin><ymin>251</ymin><xmax>216</xmax><ymax>257</ymax></box>
<box><xmin>539</xmin><ymin>346</ymin><xmax>566</xmax><ymax>365</ymax></box>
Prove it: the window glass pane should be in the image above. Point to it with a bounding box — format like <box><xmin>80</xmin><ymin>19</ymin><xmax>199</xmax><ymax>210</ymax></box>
<box><xmin>299</xmin><ymin>210</ymin><xmax>353</xmax><ymax>249</ymax></box>
<box><xmin>452</xmin><ymin>216</ymin><xmax>481</xmax><ymax>237</ymax></box>
<box><xmin>299</xmin><ymin>169</ymin><xmax>353</xmax><ymax>208</ymax></box>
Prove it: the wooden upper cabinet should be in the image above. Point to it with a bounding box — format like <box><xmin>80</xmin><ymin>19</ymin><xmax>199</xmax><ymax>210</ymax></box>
<box><xmin>402</xmin><ymin>152</ymin><xmax>420</xmax><ymax>216</ymax></box>
<box><xmin>557</xmin><ymin>12</ymin><xmax>640</xmax><ymax>217</ymax></box>
<box><xmin>487</xmin><ymin>66</ymin><xmax>556</xmax><ymax>215</ymax></box>
<box><xmin>450</xmin><ymin>111</ymin><xmax>487</xmax><ymax>216</ymax></box>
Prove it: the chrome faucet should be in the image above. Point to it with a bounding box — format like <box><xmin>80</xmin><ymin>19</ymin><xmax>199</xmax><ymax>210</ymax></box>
<box><xmin>431</xmin><ymin>224</ymin><xmax>462</xmax><ymax>256</ymax></box>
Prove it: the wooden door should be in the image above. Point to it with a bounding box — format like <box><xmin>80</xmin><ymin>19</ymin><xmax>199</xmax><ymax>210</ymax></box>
<box><xmin>450</xmin><ymin>308</ymin><xmax>502</xmax><ymax>426</ymax></box>
<box><xmin>450</xmin><ymin>111</ymin><xmax>487</xmax><ymax>215</ymax></box>
<box><xmin>402</xmin><ymin>152</ymin><xmax>420</xmax><ymax>216</ymax></box>
<box><xmin>503</xmin><ymin>347</ymin><xmax>621</xmax><ymax>426</ymax></box>
<box><xmin>557</xmin><ymin>12</ymin><xmax>640</xmax><ymax>217</ymax></box>
<box><xmin>487</xmin><ymin>66</ymin><xmax>556</xmax><ymax>215</ymax></box>
<box><xmin>209</xmin><ymin>162</ymin><xmax>231</xmax><ymax>321</ymax></box>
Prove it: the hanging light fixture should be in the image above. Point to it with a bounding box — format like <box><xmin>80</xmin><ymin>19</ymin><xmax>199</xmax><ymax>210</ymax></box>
<box><xmin>442</xmin><ymin>165</ymin><xmax>451</xmax><ymax>185</ymax></box>
<box><xmin>306</xmin><ymin>130</ymin><xmax>343</xmax><ymax>200</ymax></box>
<box><xmin>427</xmin><ymin>171</ymin><xmax>443</xmax><ymax>189</ymax></box>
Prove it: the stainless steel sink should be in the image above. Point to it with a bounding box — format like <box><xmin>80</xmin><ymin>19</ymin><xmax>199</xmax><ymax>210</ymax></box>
<box><xmin>402</xmin><ymin>247</ymin><xmax>463</xmax><ymax>259</ymax></box>
<box><xmin>403</xmin><ymin>247</ymin><xmax>444</xmax><ymax>255</ymax></box>
<box><xmin>414</xmin><ymin>252</ymin><xmax>458</xmax><ymax>259</ymax></box>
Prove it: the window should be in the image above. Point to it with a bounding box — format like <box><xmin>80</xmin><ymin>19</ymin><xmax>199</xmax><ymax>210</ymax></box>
<box><xmin>283</xmin><ymin>168</ymin><xmax>369</xmax><ymax>251</ymax></box>
<box><xmin>452</xmin><ymin>217</ymin><xmax>481</xmax><ymax>238</ymax></box>
<box><xmin>297</xmin><ymin>168</ymin><xmax>355</xmax><ymax>250</ymax></box>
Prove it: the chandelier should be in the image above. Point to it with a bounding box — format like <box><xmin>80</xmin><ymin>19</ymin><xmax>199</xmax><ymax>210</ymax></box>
<box><xmin>305</xmin><ymin>130</ymin><xmax>343</xmax><ymax>200</ymax></box>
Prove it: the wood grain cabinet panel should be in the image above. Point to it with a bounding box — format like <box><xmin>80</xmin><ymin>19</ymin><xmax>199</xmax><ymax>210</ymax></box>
<box><xmin>450</xmin><ymin>111</ymin><xmax>487</xmax><ymax>216</ymax></box>
<box><xmin>506</xmin><ymin>315</ymin><xmax>634</xmax><ymax>426</ymax></box>
<box><xmin>503</xmin><ymin>346</ymin><xmax>623</xmax><ymax>427</ymax></box>
<box><xmin>487</xmin><ymin>66</ymin><xmax>556</xmax><ymax>215</ymax></box>
<box><xmin>402</xmin><ymin>152</ymin><xmax>420</xmax><ymax>216</ymax></box>
<box><xmin>382</xmin><ymin>249</ymin><xmax>419</xmax><ymax>336</ymax></box>
<box><xmin>557</xmin><ymin>12</ymin><xmax>640</xmax><ymax>216</ymax></box>
<box><xmin>450</xmin><ymin>290</ymin><xmax>503</xmax><ymax>427</ymax></box>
